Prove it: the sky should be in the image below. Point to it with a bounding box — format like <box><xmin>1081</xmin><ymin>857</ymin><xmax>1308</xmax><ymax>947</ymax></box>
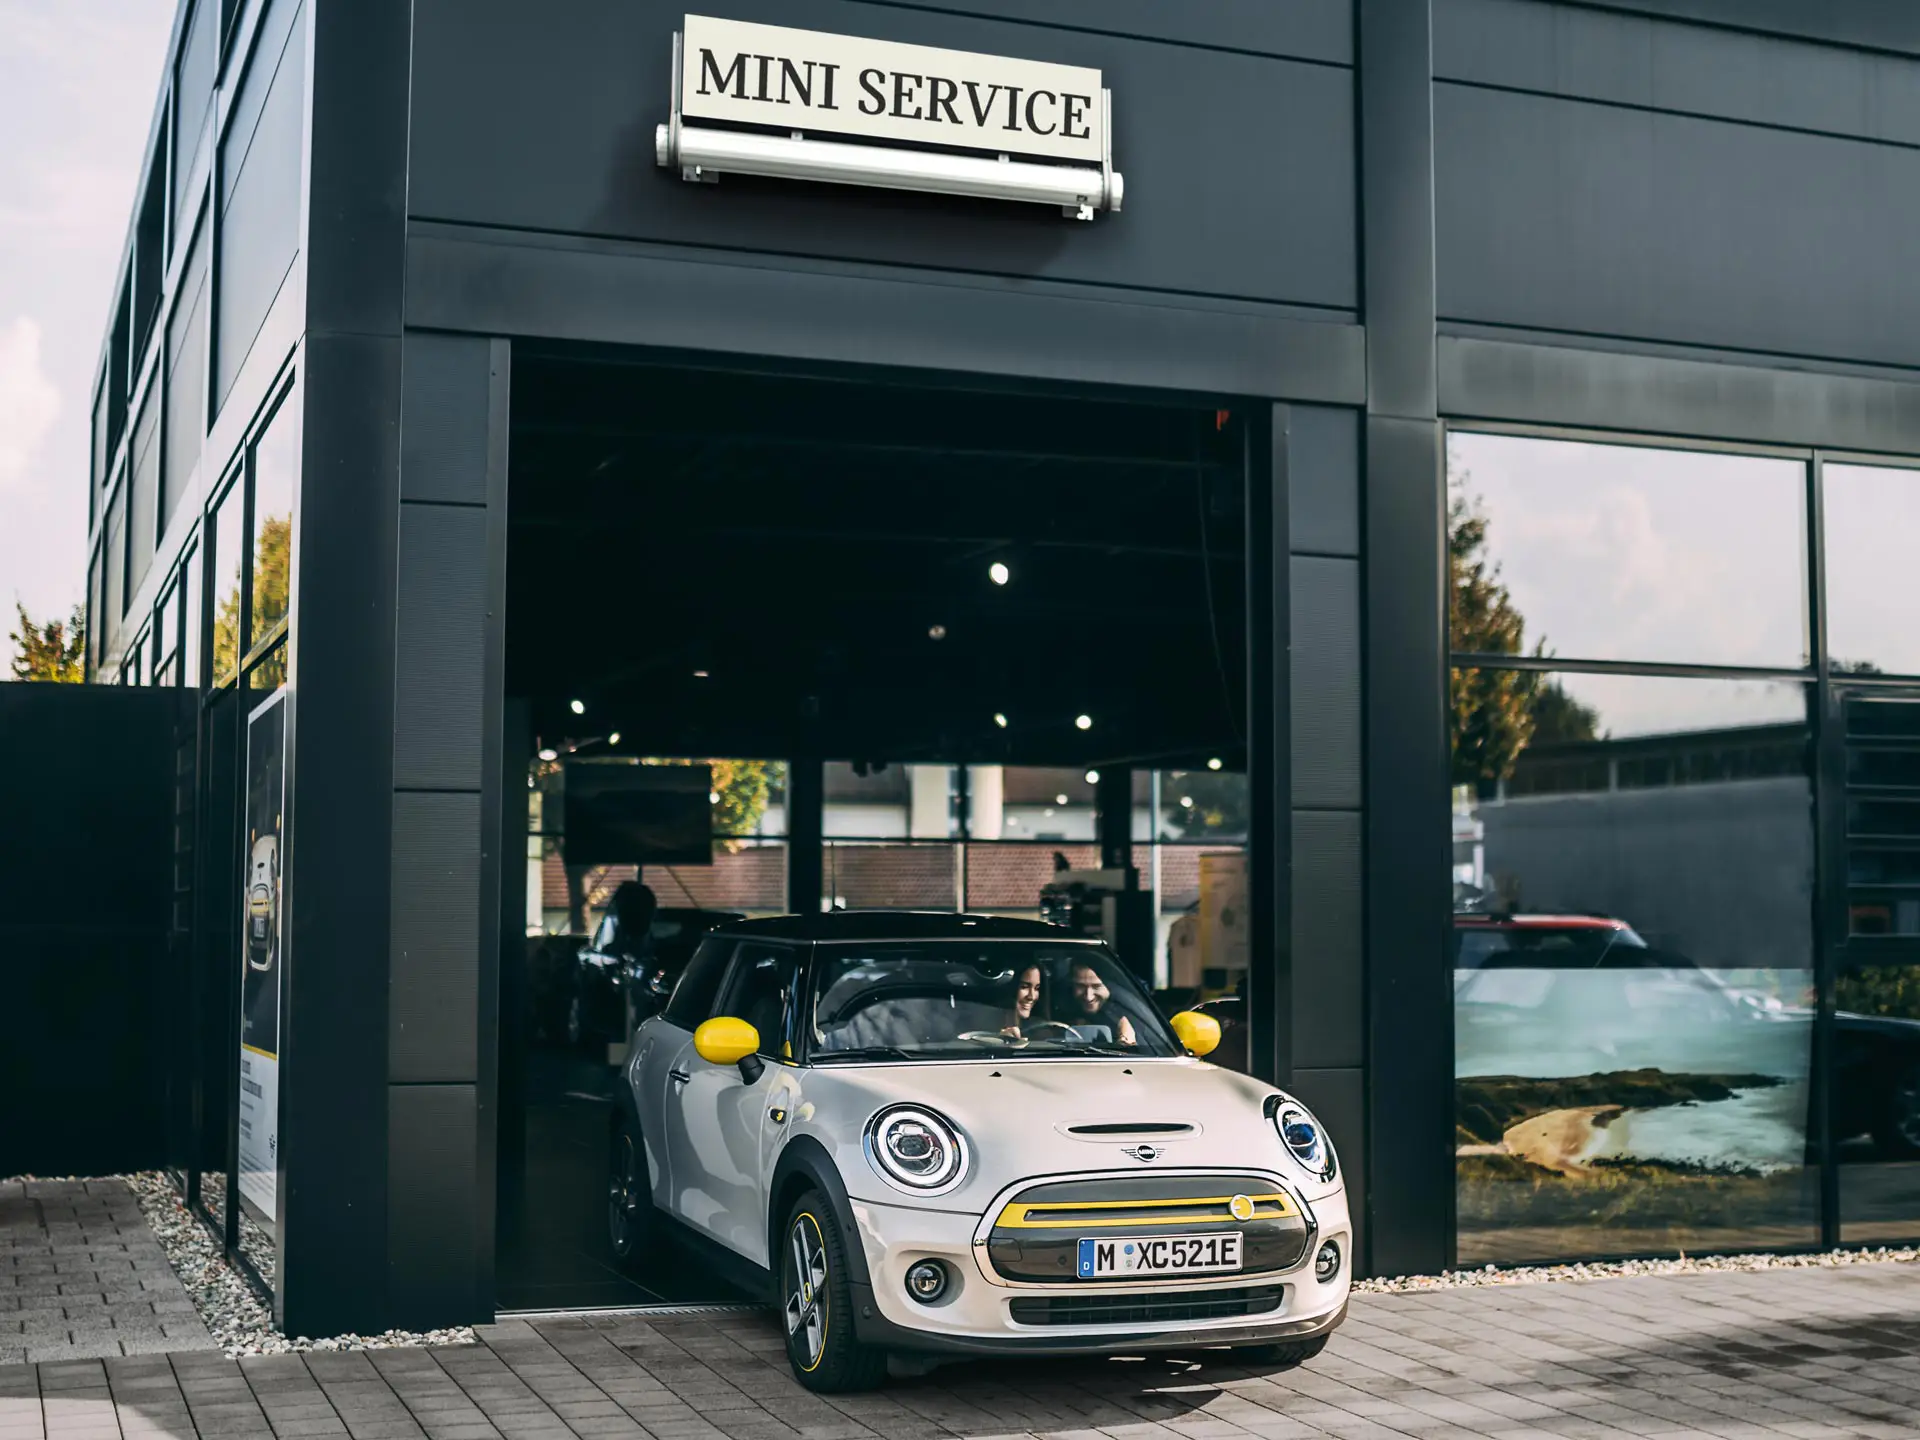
<box><xmin>0</xmin><ymin>0</ymin><xmax>176</xmax><ymax>670</ymax></box>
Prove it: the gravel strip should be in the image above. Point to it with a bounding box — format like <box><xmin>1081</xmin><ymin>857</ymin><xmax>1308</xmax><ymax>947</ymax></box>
<box><xmin>1357</xmin><ymin>1244</ymin><xmax>1919</xmax><ymax>1292</ymax></box>
<box><xmin>119</xmin><ymin>1171</ymin><xmax>477</xmax><ymax>1356</ymax></box>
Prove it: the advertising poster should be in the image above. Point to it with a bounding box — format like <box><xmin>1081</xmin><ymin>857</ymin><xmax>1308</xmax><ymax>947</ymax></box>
<box><xmin>238</xmin><ymin>687</ymin><xmax>286</xmax><ymax>1230</ymax></box>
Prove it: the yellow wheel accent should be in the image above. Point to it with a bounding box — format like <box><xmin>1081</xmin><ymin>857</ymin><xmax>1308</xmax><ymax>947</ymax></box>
<box><xmin>694</xmin><ymin>1015</ymin><xmax>760</xmax><ymax>1066</ymax></box>
<box><xmin>1169</xmin><ymin>1010</ymin><xmax>1222</xmax><ymax>1057</ymax></box>
<box><xmin>784</xmin><ymin>1211</ymin><xmax>830</xmax><ymax>1372</ymax></box>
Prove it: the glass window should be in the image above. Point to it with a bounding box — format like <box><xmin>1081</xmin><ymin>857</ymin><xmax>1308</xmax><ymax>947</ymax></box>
<box><xmin>1451</xmin><ymin>667</ymin><xmax>1817</xmax><ymax>1264</ymax></box>
<box><xmin>87</xmin><ymin>546</ymin><xmax>104</xmax><ymax>676</ymax></box>
<box><xmin>662</xmin><ymin>937</ymin><xmax>735</xmax><ymax>1030</ymax></box>
<box><xmin>155</xmin><ymin>579</ymin><xmax>180</xmax><ymax>671</ymax></box>
<box><xmin>103</xmin><ymin>482</ymin><xmax>126</xmax><ymax>642</ymax></box>
<box><xmin>209</xmin><ymin>473</ymin><xmax>244</xmax><ymax>685</ymax></box>
<box><xmin>164</xmin><ymin>216</ymin><xmax>210</xmax><ymax>530</ymax></box>
<box><xmin>173</xmin><ymin>0</ymin><xmax>217</xmax><ymax>232</ymax></box>
<box><xmin>1448</xmin><ymin>432</ymin><xmax>1808</xmax><ymax>669</ymax></box>
<box><xmin>181</xmin><ymin>541</ymin><xmax>203</xmax><ymax>690</ymax></box>
<box><xmin>716</xmin><ymin>944</ymin><xmax>800</xmax><ymax>1059</ymax></box>
<box><xmin>249</xmin><ymin>394</ymin><xmax>297</xmax><ymax>650</ymax></box>
<box><xmin>1835</xmin><ymin>963</ymin><xmax>1920</xmax><ymax>1244</ymax></box>
<box><xmin>1157</xmin><ymin>769</ymin><xmax>1248</xmax><ymax>843</ymax></box>
<box><xmin>1824</xmin><ymin>463</ymin><xmax>1920</xmax><ymax>678</ymax></box>
<box><xmin>128</xmin><ymin>382</ymin><xmax>161</xmax><ymax>598</ymax></box>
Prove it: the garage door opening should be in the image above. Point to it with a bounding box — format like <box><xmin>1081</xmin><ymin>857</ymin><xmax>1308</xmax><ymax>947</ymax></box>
<box><xmin>496</xmin><ymin>353</ymin><xmax>1254</xmax><ymax>1310</ymax></box>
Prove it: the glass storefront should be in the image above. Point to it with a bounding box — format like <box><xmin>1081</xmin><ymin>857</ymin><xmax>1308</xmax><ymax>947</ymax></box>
<box><xmin>1448</xmin><ymin>430</ymin><xmax>1920</xmax><ymax>1262</ymax></box>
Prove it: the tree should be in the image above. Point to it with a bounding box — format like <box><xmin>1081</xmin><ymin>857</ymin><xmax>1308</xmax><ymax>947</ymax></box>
<box><xmin>1161</xmin><ymin>770</ymin><xmax>1249</xmax><ymax>840</ymax></box>
<box><xmin>212</xmin><ymin>515</ymin><xmax>291</xmax><ymax>685</ymax></box>
<box><xmin>8</xmin><ymin>602</ymin><xmax>86</xmax><ymax>682</ymax></box>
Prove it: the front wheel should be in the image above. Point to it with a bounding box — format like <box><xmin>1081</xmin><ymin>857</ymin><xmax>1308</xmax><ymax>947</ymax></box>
<box><xmin>779</xmin><ymin>1193</ymin><xmax>887</xmax><ymax>1393</ymax></box>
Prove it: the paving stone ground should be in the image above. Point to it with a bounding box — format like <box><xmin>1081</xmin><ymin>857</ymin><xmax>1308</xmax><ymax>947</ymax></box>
<box><xmin>3</xmin><ymin>1260</ymin><xmax>1920</xmax><ymax>1440</ymax></box>
<box><xmin>0</xmin><ymin>1181</ymin><xmax>212</xmax><ymax>1365</ymax></box>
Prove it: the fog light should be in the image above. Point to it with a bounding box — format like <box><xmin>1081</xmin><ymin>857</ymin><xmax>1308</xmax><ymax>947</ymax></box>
<box><xmin>1314</xmin><ymin>1240</ymin><xmax>1341</xmax><ymax>1283</ymax></box>
<box><xmin>905</xmin><ymin>1260</ymin><xmax>949</xmax><ymax>1304</ymax></box>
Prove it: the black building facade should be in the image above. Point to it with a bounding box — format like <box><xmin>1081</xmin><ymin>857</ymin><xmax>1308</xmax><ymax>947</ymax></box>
<box><xmin>78</xmin><ymin>0</ymin><xmax>1920</xmax><ymax>1335</ymax></box>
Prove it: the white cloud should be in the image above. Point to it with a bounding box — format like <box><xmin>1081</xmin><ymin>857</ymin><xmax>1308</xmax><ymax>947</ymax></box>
<box><xmin>0</xmin><ymin>315</ymin><xmax>61</xmax><ymax>494</ymax></box>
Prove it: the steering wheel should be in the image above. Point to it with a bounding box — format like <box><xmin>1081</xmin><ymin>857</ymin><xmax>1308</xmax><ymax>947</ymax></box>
<box><xmin>1023</xmin><ymin>1021</ymin><xmax>1080</xmax><ymax>1039</ymax></box>
<box><xmin>957</xmin><ymin>1030</ymin><xmax>1025</xmax><ymax>1047</ymax></box>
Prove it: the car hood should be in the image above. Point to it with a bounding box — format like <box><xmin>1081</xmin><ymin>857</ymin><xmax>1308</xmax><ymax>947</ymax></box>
<box><xmin>791</xmin><ymin>1056</ymin><xmax>1340</xmax><ymax>1212</ymax></box>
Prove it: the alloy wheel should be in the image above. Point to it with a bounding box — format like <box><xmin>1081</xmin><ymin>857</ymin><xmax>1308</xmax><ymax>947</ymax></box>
<box><xmin>783</xmin><ymin>1212</ymin><xmax>830</xmax><ymax>1371</ymax></box>
<box><xmin>608</xmin><ymin>1132</ymin><xmax>638</xmax><ymax>1254</ymax></box>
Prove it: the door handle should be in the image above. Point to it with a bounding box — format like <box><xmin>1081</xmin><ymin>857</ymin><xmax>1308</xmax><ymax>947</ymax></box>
<box><xmin>668</xmin><ymin>1068</ymin><xmax>691</xmax><ymax>1088</ymax></box>
<box><xmin>769</xmin><ymin>1106</ymin><xmax>789</xmax><ymax>1124</ymax></box>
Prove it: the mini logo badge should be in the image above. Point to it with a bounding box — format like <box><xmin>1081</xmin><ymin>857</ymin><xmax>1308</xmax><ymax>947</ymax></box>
<box><xmin>1229</xmin><ymin>1194</ymin><xmax>1256</xmax><ymax>1222</ymax></box>
<box><xmin>1120</xmin><ymin>1144</ymin><xmax>1161</xmax><ymax>1164</ymax></box>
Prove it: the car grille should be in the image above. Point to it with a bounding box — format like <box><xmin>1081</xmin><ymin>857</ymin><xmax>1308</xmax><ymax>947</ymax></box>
<box><xmin>1010</xmin><ymin>1285</ymin><xmax>1285</xmax><ymax>1327</ymax></box>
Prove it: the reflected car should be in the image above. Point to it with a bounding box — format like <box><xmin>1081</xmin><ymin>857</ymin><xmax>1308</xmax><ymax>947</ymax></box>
<box><xmin>611</xmin><ymin>913</ymin><xmax>1350</xmax><ymax>1391</ymax></box>
<box><xmin>1454</xmin><ymin>911</ymin><xmax>1920</xmax><ymax>1159</ymax></box>
<box><xmin>569</xmin><ymin>906</ymin><xmax>743</xmax><ymax>1051</ymax></box>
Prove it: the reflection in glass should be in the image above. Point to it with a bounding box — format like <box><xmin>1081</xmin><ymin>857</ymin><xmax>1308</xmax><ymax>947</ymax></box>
<box><xmin>1158</xmin><ymin>770</ymin><xmax>1249</xmax><ymax>843</ymax></box>
<box><xmin>1452</xmin><ymin>667</ymin><xmax>1817</xmax><ymax>1263</ymax></box>
<box><xmin>1448</xmin><ymin>432</ymin><xmax>1808</xmax><ymax>669</ymax></box>
<box><xmin>209</xmin><ymin>476</ymin><xmax>244</xmax><ymax>685</ymax></box>
<box><xmin>1836</xmin><ymin>965</ymin><xmax>1920</xmax><ymax>1244</ymax></box>
<box><xmin>249</xmin><ymin>398</ymin><xmax>297</xmax><ymax>651</ymax></box>
<box><xmin>182</xmin><ymin>541</ymin><xmax>203</xmax><ymax>690</ymax></box>
<box><xmin>1825</xmin><ymin>464</ymin><xmax>1920</xmax><ymax>677</ymax></box>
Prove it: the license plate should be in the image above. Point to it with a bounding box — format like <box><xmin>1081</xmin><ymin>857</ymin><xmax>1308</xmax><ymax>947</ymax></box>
<box><xmin>1076</xmin><ymin>1232</ymin><xmax>1242</xmax><ymax>1278</ymax></box>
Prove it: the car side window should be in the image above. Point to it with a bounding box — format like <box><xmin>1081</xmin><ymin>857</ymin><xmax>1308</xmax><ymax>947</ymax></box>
<box><xmin>716</xmin><ymin>943</ymin><xmax>800</xmax><ymax>1061</ymax></box>
<box><xmin>662</xmin><ymin>937</ymin><xmax>735</xmax><ymax>1031</ymax></box>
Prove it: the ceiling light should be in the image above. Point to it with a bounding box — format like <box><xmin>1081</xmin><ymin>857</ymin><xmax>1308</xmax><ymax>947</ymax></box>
<box><xmin>609</xmin><ymin>732</ymin><xmax>621</xmax><ymax>745</ymax></box>
<box><xmin>928</xmin><ymin>624</ymin><xmax>947</xmax><ymax>640</ymax></box>
<box><xmin>538</xmin><ymin>748</ymin><xmax>558</xmax><ymax>762</ymax></box>
<box><xmin>1180</xmin><ymin>795</ymin><xmax>1194</xmax><ymax>808</ymax></box>
<box><xmin>570</xmin><ymin>698</ymin><xmax>585</xmax><ymax>715</ymax></box>
<box><xmin>1207</xmin><ymin>757</ymin><xmax>1223</xmax><ymax>771</ymax></box>
<box><xmin>1055</xmin><ymin>793</ymin><xmax>1069</xmax><ymax>806</ymax></box>
<box><xmin>710</xmin><ymin>791</ymin><xmax>720</xmax><ymax>804</ymax></box>
<box><xmin>993</xmin><ymin>712</ymin><xmax>1008</xmax><ymax>728</ymax></box>
<box><xmin>1085</xmin><ymin>769</ymin><xmax>1100</xmax><ymax>785</ymax></box>
<box><xmin>988</xmin><ymin>561</ymin><xmax>1010</xmax><ymax>586</ymax></box>
<box><xmin>693</xmin><ymin>669</ymin><xmax>710</xmax><ymax>679</ymax></box>
<box><xmin>1074</xmin><ymin>714</ymin><xmax>1092</xmax><ymax>731</ymax></box>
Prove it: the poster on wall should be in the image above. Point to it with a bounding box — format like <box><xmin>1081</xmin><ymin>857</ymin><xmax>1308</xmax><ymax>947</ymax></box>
<box><xmin>238</xmin><ymin>687</ymin><xmax>286</xmax><ymax>1231</ymax></box>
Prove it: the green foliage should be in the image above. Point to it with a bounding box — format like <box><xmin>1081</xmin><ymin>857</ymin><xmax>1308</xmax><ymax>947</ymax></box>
<box><xmin>1161</xmin><ymin>770</ymin><xmax>1248</xmax><ymax>840</ymax></box>
<box><xmin>8</xmin><ymin>602</ymin><xmax>86</xmax><ymax>682</ymax></box>
<box><xmin>1834</xmin><ymin>965</ymin><xmax>1920</xmax><ymax>1021</ymax></box>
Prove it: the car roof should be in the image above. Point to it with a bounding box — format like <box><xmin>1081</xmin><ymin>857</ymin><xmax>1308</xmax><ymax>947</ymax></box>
<box><xmin>1455</xmin><ymin>913</ymin><xmax>1630</xmax><ymax>930</ymax></box>
<box><xmin>714</xmin><ymin>910</ymin><xmax>1095</xmax><ymax>944</ymax></box>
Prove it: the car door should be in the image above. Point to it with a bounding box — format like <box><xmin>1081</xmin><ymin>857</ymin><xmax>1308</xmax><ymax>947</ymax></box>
<box><xmin>665</xmin><ymin>941</ymin><xmax>800</xmax><ymax>1264</ymax></box>
<box><xmin>630</xmin><ymin>935</ymin><xmax>735</xmax><ymax>1210</ymax></box>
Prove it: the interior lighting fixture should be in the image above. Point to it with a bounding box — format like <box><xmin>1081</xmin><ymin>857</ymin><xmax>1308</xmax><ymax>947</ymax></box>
<box><xmin>1084</xmin><ymin>770</ymin><xmax>1100</xmax><ymax>785</ymax></box>
<box><xmin>1074</xmin><ymin>714</ymin><xmax>1093</xmax><ymax>730</ymax></box>
<box><xmin>1055</xmin><ymin>793</ymin><xmax>1069</xmax><ymax>806</ymax></box>
<box><xmin>993</xmin><ymin>712</ymin><xmax>1008</xmax><ymax>728</ymax></box>
<box><xmin>538</xmin><ymin>748</ymin><xmax>558</xmax><ymax>762</ymax></box>
<box><xmin>1180</xmin><ymin>795</ymin><xmax>1194</xmax><ymax>809</ymax></box>
<box><xmin>1207</xmin><ymin>757</ymin><xmax>1223</xmax><ymax>771</ymax></box>
<box><xmin>609</xmin><ymin>732</ymin><xmax>622</xmax><ymax>746</ymax></box>
<box><xmin>710</xmin><ymin>791</ymin><xmax>721</xmax><ymax>804</ymax></box>
<box><xmin>928</xmin><ymin>624</ymin><xmax>947</xmax><ymax>640</ymax></box>
<box><xmin>693</xmin><ymin>669</ymin><xmax>710</xmax><ymax>679</ymax></box>
<box><xmin>570</xmin><ymin>699</ymin><xmax>586</xmax><ymax>715</ymax></box>
<box><xmin>988</xmin><ymin>562</ymin><xmax>1011</xmax><ymax>586</ymax></box>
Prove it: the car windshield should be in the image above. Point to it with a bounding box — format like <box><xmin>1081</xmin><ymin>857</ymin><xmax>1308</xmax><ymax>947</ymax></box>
<box><xmin>807</xmin><ymin>941</ymin><xmax>1181</xmax><ymax>1060</ymax></box>
<box><xmin>1454</xmin><ymin>920</ymin><xmax>1648</xmax><ymax>970</ymax></box>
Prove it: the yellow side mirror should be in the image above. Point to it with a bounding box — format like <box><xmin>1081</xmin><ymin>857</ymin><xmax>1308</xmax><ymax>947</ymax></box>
<box><xmin>1169</xmin><ymin>1011</ymin><xmax>1222</xmax><ymax>1058</ymax></box>
<box><xmin>694</xmin><ymin>1016</ymin><xmax>760</xmax><ymax>1066</ymax></box>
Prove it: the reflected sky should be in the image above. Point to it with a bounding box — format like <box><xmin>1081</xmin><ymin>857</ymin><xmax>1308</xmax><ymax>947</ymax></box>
<box><xmin>1450</xmin><ymin>432</ymin><xmax>1808</xmax><ymax>669</ymax></box>
<box><xmin>1541</xmin><ymin>671</ymin><xmax>1809</xmax><ymax>740</ymax></box>
<box><xmin>1824</xmin><ymin>464</ymin><xmax>1920</xmax><ymax>678</ymax></box>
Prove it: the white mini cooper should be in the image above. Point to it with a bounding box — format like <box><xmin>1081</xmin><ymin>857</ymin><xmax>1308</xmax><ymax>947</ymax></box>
<box><xmin>610</xmin><ymin>913</ymin><xmax>1351</xmax><ymax>1391</ymax></box>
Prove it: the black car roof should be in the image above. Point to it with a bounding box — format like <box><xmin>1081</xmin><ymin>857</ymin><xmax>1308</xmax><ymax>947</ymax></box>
<box><xmin>715</xmin><ymin>911</ymin><xmax>1094</xmax><ymax>944</ymax></box>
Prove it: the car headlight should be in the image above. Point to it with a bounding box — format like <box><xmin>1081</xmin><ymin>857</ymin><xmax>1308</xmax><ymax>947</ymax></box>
<box><xmin>864</xmin><ymin>1105</ymin><xmax>969</xmax><ymax>1196</ymax></box>
<box><xmin>1267</xmin><ymin>1097</ymin><xmax>1336</xmax><ymax>1182</ymax></box>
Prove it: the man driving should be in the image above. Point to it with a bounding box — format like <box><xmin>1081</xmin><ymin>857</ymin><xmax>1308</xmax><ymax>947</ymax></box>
<box><xmin>1066</xmin><ymin>960</ymin><xmax>1137</xmax><ymax>1046</ymax></box>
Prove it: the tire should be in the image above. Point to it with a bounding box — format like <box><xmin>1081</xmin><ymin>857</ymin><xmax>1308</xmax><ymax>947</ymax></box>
<box><xmin>607</xmin><ymin>1112</ymin><xmax>663</xmax><ymax>1269</ymax></box>
<box><xmin>1229</xmin><ymin>1333</ymin><xmax>1330</xmax><ymax>1370</ymax></box>
<box><xmin>778</xmin><ymin>1192</ymin><xmax>888</xmax><ymax>1393</ymax></box>
<box><xmin>1871</xmin><ymin>1058</ymin><xmax>1920</xmax><ymax>1160</ymax></box>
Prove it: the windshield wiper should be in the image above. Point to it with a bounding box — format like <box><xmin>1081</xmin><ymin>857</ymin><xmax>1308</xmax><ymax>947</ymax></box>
<box><xmin>1018</xmin><ymin>1041</ymin><xmax>1136</xmax><ymax>1057</ymax></box>
<box><xmin>811</xmin><ymin>1045</ymin><xmax>920</xmax><ymax>1063</ymax></box>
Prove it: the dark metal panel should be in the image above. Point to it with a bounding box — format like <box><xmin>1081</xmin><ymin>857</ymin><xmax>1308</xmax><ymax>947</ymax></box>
<box><xmin>394</xmin><ymin>504</ymin><xmax>489</xmax><ymax>791</ymax></box>
<box><xmin>387</xmin><ymin>1083</ymin><xmax>482</xmax><ymax>1325</ymax></box>
<box><xmin>1439</xmin><ymin>335</ymin><xmax>1920</xmax><ymax>453</ymax></box>
<box><xmin>1290</xmin><ymin>557</ymin><xmax>1362</xmax><ymax>810</ymax></box>
<box><xmin>389</xmin><ymin>792</ymin><xmax>482</xmax><ymax>1084</ymax></box>
<box><xmin>1288</xmin><ymin>405</ymin><xmax>1360</xmax><ymax>557</ymax></box>
<box><xmin>871</xmin><ymin>0</ymin><xmax>1354</xmax><ymax>62</ymax></box>
<box><xmin>1360</xmin><ymin>0</ymin><xmax>1437</xmax><ymax>422</ymax></box>
<box><xmin>1436</xmin><ymin>0</ymin><xmax>1920</xmax><ymax>145</ymax></box>
<box><xmin>279</xmin><ymin>331</ymin><xmax>400</xmax><ymax>1337</ymax></box>
<box><xmin>303</xmin><ymin>0</ymin><xmax>409</xmax><ymax>337</ymax></box>
<box><xmin>1292</xmin><ymin>809</ymin><xmax>1363</xmax><ymax>1072</ymax></box>
<box><xmin>786</xmin><ymin>758</ymin><xmax>824</xmax><ymax>917</ymax></box>
<box><xmin>408</xmin><ymin>0</ymin><xmax>1357</xmax><ymax>310</ymax></box>
<box><xmin>1246</xmin><ymin>409</ymin><xmax>1291</xmax><ymax>1087</ymax></box>
<box><xmin>401</xmin><ymin>335</ymin><xmax>493</xmax><ymax>505</ymax></box>
<box><xmin>406</xmin><ymin>234</ymin><xmax>1366</xmax><ymax>404</ymax></box>
<box><xmin>1584</xmin><ymin>0</ymin><xmax>1920</xmax><ymax>57</ymax></box>
<box><xmin>1436</xmin><ymin>84</ymin><xmax>1920</xmax><ymax>369</ymax></box>
<box><xmin>1361</xmin><ymin>413</ymin><xmax>1452</xmax><ymax>1279</ymax></box>
<box><xmin>1287</xmin><ymin>1066</ymin><xmax>1366</xmax><ymax>1264</ymax></box>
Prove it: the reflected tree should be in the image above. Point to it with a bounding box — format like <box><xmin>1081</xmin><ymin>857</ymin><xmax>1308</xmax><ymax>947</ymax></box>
<box><xmin>8</xmin><ymin>602</ymin><xmax>85</xmax><ymax>682</ymax></box>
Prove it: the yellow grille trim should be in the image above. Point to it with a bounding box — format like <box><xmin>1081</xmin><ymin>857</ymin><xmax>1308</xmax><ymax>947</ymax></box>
<box><xmin>994</xmin><ymin>1192</ymin><xmax>1296</xmax><ymax>1229</ymax></box>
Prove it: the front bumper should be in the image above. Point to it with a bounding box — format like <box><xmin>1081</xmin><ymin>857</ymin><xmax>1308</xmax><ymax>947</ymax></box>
<box><xmin>844</xmin><ymin>1179</ymin><xmax>1352</xmax><ymax>1357</ymax></box>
